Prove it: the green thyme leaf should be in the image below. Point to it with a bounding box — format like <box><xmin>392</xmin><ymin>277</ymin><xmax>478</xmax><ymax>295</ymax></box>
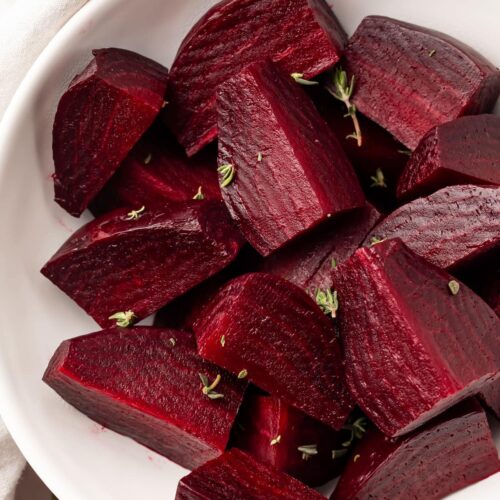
<box><xmin>398</xmin><ymin>149</ymin><xmax>412</xmax><ymax>156</ymax></box>
<box><xmin>257</xmin><ymin>152</ymin><xmax>263</xmax><ymax>162</ymax></box>
<box><xmin>108</xmin><ymin>310</ymin><xmax>136</xmax><ymax>328</ymax></box>
<box><xmin>332</xmin><ymin>448</ymin><xmax>349</xmax><ymax>459</ymax></box>
<box><xmin>291</xmin><ymin>73</ymin><xmax>319</xmax><ymax>86</ymax></box>
<box><xmin>448</xmin><ymin>280</ymin><xmax>460</xmax><ymax>296</ymax></box>
<box><xmin>331</xmin><ymin>257</ymin><xmax>338</xmax><ymax>269</ymax></box>
<box><xmin>370</xmin><ymin>168</ymin><xmax>387</xmax><ymax>188</ymax></box>
<box><xmin>218</xmin><ymin>164</ymin><xmax>235</xmax><ymax>188</ymax></box>
<box><xmin>428</xmin><ymin>49</ymin><xmax>436</xmax><ymax>57</ymax></box>
<box><xmin>144</xmin><ymin>153</ymin><xmax>152</xmax><ymax>165</ymax></box>
<box><xmin>270</xmin><ymin>435</ymin><xmax>281</xmax><ymax>446</ymax></box>
<box><xmin>220</xmin><ymin>335</ymin><xmax>226</xmax><ymax>347</ymax></box>
<box><xmin>298</xmin><ymin>444</ymin><xmax>318</xmax><ymax>461</ymax></box>
<box><xmin>354</xmin><ymin>454</ymin><xmax>361</xmax><ymax>462</ymax></box>
<box><xmin>193</xmin><ymin>186</ymin><xmax>204</xmax><ymax>200</ymax></box>
<box><xmin>370</xmin><ymin>236</ymin><xmax>386</xmax><ymax>247</ymax></box>
<box><xmin>199</xmin><ymin>373</ymin><xmax>224</xmax><ymax>400</ymax></box>
<box><xmin>315</xmin><ymin>288</ymin><xmax>339</xmax><ymax>318</ymax></box>
<box><xmin>238</xmin><ymin>369</ymin><xmax>248</xmax><ymax>379</ymax></box>
<box><xmin>125</xmin><ymin>206</ymin><xmax>145</xmax><ymax>221</ymax></box>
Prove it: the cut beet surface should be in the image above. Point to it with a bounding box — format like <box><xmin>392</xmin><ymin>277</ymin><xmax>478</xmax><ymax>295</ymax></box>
<box><xmin>41</xmin><ymin>201</ymin><xmax>244</xmax><ymax>327</ymax></box>
<box><xmin>43</xmin><ymin>328</ymin><xmax>247</xmax><ymax>470</ymax></box>
<box><xmin>53</xmin><ymin>48</ymin><xmax>169</xmax><ymax>216</ymax></box>
<box><xmin>398</xmin><ymin>115</ymin><xmax>500</xmax><ymax>200</ymax></box>
<box><xmin>334</xmin><ymin>239</ymin><xmax>500</xmax><ymax>437</ymax></box>
<box><xmin>90</xmin><ymin>125</ymin><xmax>220</xmax><ymax>216</ymax></box>
<box><xmin>345</xmin><ymin>16</ymin><xmax>500</xmax><ymax>150</ymax></box>
<box><xmin>233</xmin><ymin>393</ymin><xmax>351</xmax><ymax>486</ymax></box>
<box><xmin>261</xmin><ymin>204</ymin><xmax>380</xmax><ymax>295</ymax></box>
<box><xmin>165</xmin><ymin>0</ymin><xmax>347</xmax><ymax>156</ymax></box>
<box><xmin>364</xmin><ymin>185</ymin><xmax>500</xmax><ymax>271</ymax></box>
<box><xmin>176</xmin><ymin>449</ymin><xmax>324</xmax><ymax>500</ymax></box>
<box><xmin>193</xmin><ymin>272</ymin><xmax>354</xmax><ymax>429</ymax></box>
<box><xmin>217</xmin><ymin>59</ymin><xmax>364</xmax><ymax>256</ymax></box>
<box><xmin>331</xmin><ymin>399</ymin><xmax>500</xmax><ymax>500</ymax></box>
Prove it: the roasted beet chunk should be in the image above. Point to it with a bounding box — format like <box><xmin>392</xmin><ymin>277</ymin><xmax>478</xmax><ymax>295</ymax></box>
<box><xmin>53</xmin><ymin>48</ymin><xmax>169</xmax><ymax>216</ymax></box>
<box><xmin>331</xmin><ymin>399</ymin><xmax>500</xmax><ymax>500</ymax></box>
<box><xmin>334</xmin><ymin>239</ymin><xmax>500</xmax><ymax>437</ymax></box>
<box><xmin>175</xmin><ymin>449</ymin><xmax>324</xmax><ymax>500</ymax></box>
<box><xmin>193</xmin><ymin>273</ymin><xmax>353</xmax><ymax>429</ymax></box>
<box><xmin>345</xmin><ymin>16</ymin><xmax>500</xmax><ymax>150</ymax></box>
<box><xmin>233</xmin><ymin>393</ymin><xmax>355</xmax><ymax>486</ymax></box>
<box><xmin>364</xmin><ymin>185</ymin><xmax>500</xmax><ymax>271</ymax></box>
<box><xmin>397</xmin><ymin>115</ymin><xmax>500</xmax><ymax>200</ymax></box>
<box><xmin>217</xmin><ymin>60</ymin><xmax>364</xmax><ymax>256</ymax></box>
<box><xmin>41</xmin><ymin>201</ymin><xmax>244</xmax><ymax>327</ymax></box>
<box><xmin>43</xmin><ymin>328</ymin><xmax>247</xmax><ymax>469</ymax></box>
<box><xmin>165</xmin><ymin>0</ymin><xmax>347</xmax><ymax>156</ymax></box>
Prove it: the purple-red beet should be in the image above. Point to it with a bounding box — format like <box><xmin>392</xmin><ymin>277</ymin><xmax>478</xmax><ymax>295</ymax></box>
<box><xmin>41</xmin><ymin>201</ymin><xmax>244</xmax><ymax>327</ymax></box>
<box><xmin>175</xmin><ymin>449</ymin><xmax>324</xmax><ymax>500</ymax></box>
<box><xmin>331</xmin><ymin>399</ymin><xmax>500</xmax><ymax>500</ymax></box>
<box><xmin>193</xmin><ymin>272</ymin><xmax>354</xmax><ymax>430</ymax></box>
<box><xmin>217</xmin><ymin>60</ymin><xmax>364</xmax><ymax>256</ymax></box>
<box><xmin>345</xmin><ymin>16</ymin><xmax>500</xmax><ymax>150</ymax></box>
<box><xmin>165</xmin><ymin>0</ymin><xmax>347</xmax><ymax>156</ymax></box>
<box><xmin>233</xmin><ymin>393</ymin><xmax>350</xmax><ymax>486</ymax></box>
<box><xmin>364</xmin><ymin>185</ymin><xmax>500</xmax><ymax>271</ymax></box>
<box><xmin>334</xmin><ymin>239</ymin><xmax>500</xmax><ymax>437</ymax></box>
<box><xmin>53</xmin><ymin>48</ymin><xmax>169</xmax><ymax>216</ymax></box>
<box><xmin>43</xmin><ymin>328</ymin><xmax>247</xmax><ymax>470</ymax></box>
<box><xmin>398</xmin><ymin>115</ymin><xmax>500</xmax><ymax>200</ymax></box>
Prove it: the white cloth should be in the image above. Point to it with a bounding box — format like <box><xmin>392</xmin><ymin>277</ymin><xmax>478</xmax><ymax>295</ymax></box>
<box><xmin>0</xmin><ymin>1</ymin><xmax>89</xmax><ymax>496</ymax></box>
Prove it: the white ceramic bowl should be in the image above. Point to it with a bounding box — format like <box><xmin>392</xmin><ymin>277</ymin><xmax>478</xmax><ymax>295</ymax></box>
<box><xmin>0</xmin><ymin>0</ymin><xmax>499</xmax><ymax>498</ymax></box>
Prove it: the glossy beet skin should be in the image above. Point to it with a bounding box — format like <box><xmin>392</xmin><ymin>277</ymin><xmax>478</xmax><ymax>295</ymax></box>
<box><xmin>41</xmin><ymin>201</ymin><xmax>244</xmax><ymax>328</ymax></box>
<box><xmin>331</xmin><ymin>399</ymin><xmax>500</xmax><ymax>500</ymax></box>
<box><xmin>176</xmin><ymin>449</ymin><xmax>324</xmax><ymax>500</ymax></box>
<box><xmin>345</xmin><ymin>16</ymin><xmax>500</xmax><ymax>150</ymax></box>
<box><xmin>233</xmin><ymin>394</ymin><xmax>349</xmax><ymax>486</ymax></box>
<box><xmin>165</xmin><ymin>0</ymin><xmax>347</xmax><ymax>156</ymax></box>
<box><xmin>364</xmin><ymin>185</ymin><xmax>500</xmax><ymax>271</ymax></box>
<box><xmin>261</xmin><ymin>204</ymin><xmax>380</xmax><ymax>295</ymax></box>
<box><xmin>217</xmin><ymin>60</ymin><xmax>364</xmax><ymax>256</ymax></box>
<box><xmin>334</xmin><ymin>239</ymin><xmax>500</xmax><ymax>437</ymax></box>
<box><xmin>43</xmin><ymin>328</ymin><xmax>247</xmax><ymax>470</ymax></box>
<box><xmin>53</xmin><ymin>48</ymin><xmax>169</xmax><ymax>216</ymax></box>
<box><xmin>398</xmin><ymin>115</ymin><xmax>500</xmax><ymax>200</ymax></box>
<box><xmin>90</xmin><ymin>125</ymin><xmax>220</xmax><ymax>216</ymax></box>
<box><xmin>194</xmin><ymin>273</ymin><xmax>354</xmax><ymax>429</ymax></box>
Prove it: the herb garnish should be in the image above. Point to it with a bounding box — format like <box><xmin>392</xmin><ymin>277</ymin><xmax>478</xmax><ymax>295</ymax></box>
<box><xmin>199</xmin><ymin>373</ymin><xmax>224</xmax><ymax>400</ymax></box>
<box><xmin>342</xmin><ymin>416</ymin><xmax>368</xmax><ymax>448</ymax></box>
<box><xmin>398</xmin><ymin>149</ymin><xmax>412</xmax><ymax>156</ymax></box>
<box><xmin>169</xmin><ymin>338</ymin><xmax>176</xmax><ymax>347</ymax></box>
<box><xmin>218</xmin><ymin>164</ymin><xmax>235</xmax><ymax>188</ymax></box>
<box><xmin>331</xmin><ymin>257</ymin><xmax>338</xmax><ymax>269</ymax></box>
<box><xmin>126</xmin><ymin>206</ymin><xmax>145</xmax><ymax>221</ymax></box>
<box><xmin>238</xmin><ymin>369</ymin><xmax>248</xmax><ymax>379</ymax></box>
<box><xmin>429</xmin><ymin>49</ymin><xmax>436</xmax><ymax>57</ymax></box>
<box><xmin>370</xmin><ymin>236</ymin><xmax>386</xmax><ymax>247</ymax></box>
<box><xmin>315</xmin><ymin>288</ymin><xmax>339</xmax><ymax>318</ymax></box>
<box><xmin>448</xmin><ymin>280</ymin><xmax>460</xmax><ymax>296</ymax></box>
<box><xmin>291</xmin><ymin>73</ymin><xmax>319</xmax><ymax>86</ymax></box>
<box><xmin>193</xmin><ymin>186</ymin><xmax>204</xmax><ymax>200</ymax></box>
<box><xmin>332</xmin><ymin>448</ymin><xmax>349</xmax><ymax>459</ymax></box>
<box><xmin>162</xmin><ymin>100</ymin><xmax>168</xmax><ymax>108</ymax></box>
<box><xmin>144</xmin><ymin>153</ymin><xmax>152</xmax><ymax>165</ymax></box>
<box><xmin>220</xmin><ymin>335</ymin><xmax>226</xmax><ymax>347</ymax></box>
<box><xmin>353</xmin><ymin>454</ymin><xmax>361</xmax><ymax>462</ymax></box>
<box><xmin>370</xmin><ymin>168</ymin><xmax>387</xmax><ymax>188</ymax></box>
<box><xmin>108</xmin><ymin>310</ymin><xmax>136</xmax><ymax>328</ymax></box>
<box><xmin>270</xmin><ymin>435</ymin><xmax>281</xmax><ymax>446</ymax></box>
<box><xmin>257</xmin><ymin>152</ymin><xmax>263</xmax><ymax>162</ymax></box>
<box><xmin>298</xmin><ymin>444</ymin><xmax>318</xmax><ymax>461</ymax></box>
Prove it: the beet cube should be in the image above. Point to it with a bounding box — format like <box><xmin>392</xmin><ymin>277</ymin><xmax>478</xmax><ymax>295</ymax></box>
<box><xmin>364</xmin><ymin>185</ymin><xmax>500</xmax><ymax>271</ymax></box>
<box><xmin>398</xmin><ymin>115</ymin><xmax>500</xmax><ymax>200</ymax></box>
<box><xmin>41</xmin><ymin>201</ymin><xmax>244</xmax><ymax>327</ymax></box>
<box><xmin>334</xmin><ymin>239</ymin><xmax>500</xmax><ymax>437</ymax></box>
<box><xmin>217</xmin><ymin>60</ymin><xmax>365</xmax><ymax>256</ymax></box>
<box><xmin>43</xmin><ymin>328</ymin><xmax>247</xmax><ymax>469</ymax></box>
<box><xmin>345</xmin><ymin>16</ymin><xmax>500</xmax><ymax>150</ymax></box>
<box><xmin>53</xmin><ymin>48</ymin><xmax>169</xmax><ymax>216</ymax></box>
<box><xmin>175</xmin><ymin>449</ymin><xmax>324</xmax><ymax>500</ymax></box>
<box><xmin>331</xmin><ymin>399</ymin><xmax>500</xmax><ymax>500</ymax></box>
<box><xmin>165</xmin><ymin>0</ymin><xmax>347</xmax><ymax>156</ymax></box>
<box><xmin>193</xmin><ymin>272</ymin><xmax>353</xmax><ymax>429</ymax></box>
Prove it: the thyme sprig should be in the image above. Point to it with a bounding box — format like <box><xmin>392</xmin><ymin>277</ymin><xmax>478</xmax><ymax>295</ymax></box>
<box><xmin>199</xmin><ymin>373</ymin><xmax>224</xmax><ymax>400</ymax></box>
<box><xmin>126</xmin><ymin>206</ymin><xmax>145</xmax><ymax>221</ymax></box>
<box><xmin>298</xmin><ymin>444</ymin><xmax>318</xmax><ymax>461</ymax></box>
<box><xmin>218</xmin><ymin>164</ymin><xmax>235</xmax><ymax>188</ymax></box>
<box><xmin>342</xmin><ymin>416</ymin><xmax>368</xmax><ymax>448</ymax></box>
<box><xmin>291</xmin><ymin>73</ymin><xmax>319</xmax><ymax>86</ymax></box>
<box><xmin>315</xmin><ymin>288</ymin><xmax>339</xmax><ymax>318</ymax></box>
<box><xmin>270</xmin><ymin>435</ymin><xmax>281</xmax><ymax>446</ymax></box>
<box><xmin>193</xmin><ymin>186</ymin><xmax>204</xmax><ymax>200</ymax></box>
<box><xmin>370</xmin><ymin>168</ymin><xmax>387</xmax><ymax>188</ymax></box>
<box><xmin>108</xmin><ymin>310</ymin><xmax>136</xmax><ymax>328</ymax></box>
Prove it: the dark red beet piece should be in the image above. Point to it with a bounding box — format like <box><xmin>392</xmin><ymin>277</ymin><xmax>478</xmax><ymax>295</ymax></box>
<box><xmin>331</xmin><ymin>399</ymin><xmax>500</xmax><ymax>500</ymax></box>
<box><xmin>41</xmin><ymin>201</ymin><xmax>244</xmax><ymax>327</ymax></box>
<box><xmin>217</xmin><ymin>60</ymin><xmax>364</xmax><ymax>256</ymax></box>
<box><xmin>334</xmin><ymin>239</ymin><xmax>500</xmax><ymax>437</ymax></box>
<box><xmin>345</xmin><ymin>16</ymin><xmax>500</xmax><ymax>150</ymax></box>
<box><xmin>176</xmin><ymin>449</ymin><xmax>324</xmax><ymax>500</ymax></box>
<box><xmin>398</xmin><ymin>115</ymin><xmax>500</xmax><ymax>200</ymax></box>
<box><xmin>90</xmin><ymin>126</ymin><xmax>220</xmax><ymax>216</ymax></box>
<box><xmin>165</xmin><ymin>0</ymin><xmax>347</xmax><ymax>156</ymax></box>
<box><xmin>193</xmin><ymin>272</ymin><xmax>354</xmax><ymax>429</ymax></box>
<box><xmin>53</xmin><ymin>48</ymin><xmax>169</xmax><ymax>216</ymax></box>
<box><xmin>261</xmin><ymin>204</ymin><xmax>380</xmax><ymax>295</ymax></box>
<box><xmin>364</xmin><ymin>185</ymin><xmax>500</xmax><ymax>271</ymax></box>
<box><xmin>43</xmin><ymin>328</ymin><xmax>247</xmax><ymax>470</ymax></box>
<box><xmin>233</xmin><ymin>393</ymin><xmax>349</xmax><ymax>486</ymax></box>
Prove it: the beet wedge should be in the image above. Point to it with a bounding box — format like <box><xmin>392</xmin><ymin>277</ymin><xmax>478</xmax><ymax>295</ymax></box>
<box><xmin>165</xmin><ymin>0</ymin><xmax>347</xmax><ymax>156</ymax></box>
<box><xmin>364</xmin><ymin>185</ymin><xmax>500</xmax><ymax>271</ymax></box>
<box><xmin>345</xmin><ymin>16</ymin><xmax>500</xmax><ymax>150</ymax></box>
<box><xmin>334</xmin><ymin>239</ymin><xmax>500</xmax><ymax>437</ymax></box>
<box><xmin>193</xmin><ymin>273</ymin><xmax>354</xmax><ymax>429</ymax></box>
<box><xmin>176</xmin><ymin>449</ymin><xmax>324</xmax><ymax>500</ymax></box>
<box><xmin>43</xmin><ymin>328</ymin><xmax>247</xmax><ymax>470</ymax></box>
<box><xmin>331</xmin><ymin>399</ymin><xmax>500</xmax><ymax>500</ymax></box>
<box><xmin>217</xmin><ymin>60</ymin><xmax>364</xmax><ymax>256</ymax></box>
<box><xmin>41</xmin><ymin>201</ymin><xmax>244</xmax><ymax>327</ymax></box>
<box><xmin>261</xmin><ymin>204</ymin><xmax>380</xmax><ymax>295</ymax></box>
<box><xmin>53</xmin><ymin>48</ymin><xmax>169</xmax><ymax>216</ymax></box>
<box><xmin>398</xmin><ymin>115</ymin><xmax>500</xmax><ymax>200</ymax></box>
<box><xmin>90</xmin><ymin>125</ymin><xmax>220</xmax><ymax>216</ymax></box>
<box><xmin>233</xmin><ymin>393</ymin><xmax>356</xmax><ymax>486</ymax></box>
